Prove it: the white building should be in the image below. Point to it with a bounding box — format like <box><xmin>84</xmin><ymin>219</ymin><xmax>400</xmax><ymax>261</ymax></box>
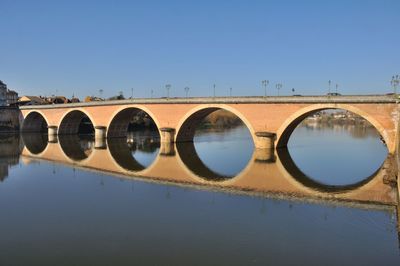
<box><xmin>0</xmin><ymin>80</ymin><xmax>6</xmax><ymax>106</ymax></box>
<box><xmin>0</xmin><ymin>80</ymin><xmax>19</xmax><ymax>106</ymax></box>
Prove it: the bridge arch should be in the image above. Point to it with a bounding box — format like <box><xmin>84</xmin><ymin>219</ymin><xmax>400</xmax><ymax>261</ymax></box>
<box><xmin>276</xmin><ymin>103</ymin><xmax>390</xmax><ymax>151</ymax></box>
<box><xmin>58</xmin><ymin>109</ymin><xmax>95</xmax><ymax>135</ymax></box>
<box><xmin>107</xmin><ymin>106</ymin><xmax>161</xmax><ymax>138</ymax></box>
<box><xmin>175</xmin><ymin>104</ymin><xmax>256</xmax><ymax>143</ymax></box>
<box><xmin>22</xmin><ymin>111</ymin><xmax>49</xmax><ymax>133</ymax></box>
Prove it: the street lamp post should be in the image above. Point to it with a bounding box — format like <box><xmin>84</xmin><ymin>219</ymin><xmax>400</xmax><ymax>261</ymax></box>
<box><xmin>328</xmin><ymin>80</ymin><xmax>332</xmax><ymax>95</ymax></box>
<box><xmin>229</xmin><ymin>87</ymin><xmax>232</xmax><ymax>97</ymax></box>
<box><xmin>131</xmin><ymin>88</ymin><xmax>133</xmax><ymax>99</ymax></box>
<box><xmin>276</xmin><ymin>83</ymin><xmax>282</xmax><ymax>96</ymax></box>
<box><xmin>262</xmin><ymin>80</ymin><xmax>269</xmax><ymax>97</ymax></box>
<box><xmin>165</xmin><ymin>84</ymin><xmax>171</xmax><ymax>98</ymax></box>
<box><xmin>184</xmin><ymin>87</ymin><xmax>190</xmax><ymax>98</ymax></box>
<box><xmin>151</xmin><ymin>89</ymin><xmax>154</xmax><ymax>98</ymax></box>
<box><xmin>391</xmin><ymin>75</ymin><xmax>399</xmax><ymax>97</ymax></box>
<box><xmin>213</xmin><ymin>84</ymin><xmax>216</xmax><ymax>98</ymax></box>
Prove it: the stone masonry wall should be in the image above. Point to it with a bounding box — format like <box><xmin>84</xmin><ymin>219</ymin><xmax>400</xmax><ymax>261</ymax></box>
<box><xmin>0</xmin><ymin>107</ymin><xmax>20</xmax><ymax>132</ymax></box>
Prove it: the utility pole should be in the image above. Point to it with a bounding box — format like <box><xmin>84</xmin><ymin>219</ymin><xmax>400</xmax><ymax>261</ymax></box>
<box><xmin>131</xmin><ymin>88</ymin><xmax>133</xmax><ymax>99</ymax></box>
<box><xmin>229</xmin><ymin>87</ymin><xmax>232</xmax><ymax>97</ymax></box>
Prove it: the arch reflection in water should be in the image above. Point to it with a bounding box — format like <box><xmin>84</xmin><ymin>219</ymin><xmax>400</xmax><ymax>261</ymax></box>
<box><xmin>108</xmin><ymin>131</ymin><xmax>160</xmax><ymax>172</ymax></box>
<box><xmin>177</xmin><ymin>126</ymin><xmax>254</xmax><ymax>182</ymax></box>
<box><xmin>277</xmin><ymin>147</ymin><xmax>379</xmax><ymax>193</ymax></box>
<box><xmin>22</xmin><ymin>133</ymin><xmax>48</xmax><ymax>155</ymax></box>
<box><xmin>284</xmin><ymin>109</ymin><xmax>388</xmax><ymax>188</ymax></box>
<box><xmin>20</xmin><ymin>131</ymin><xmax>397</xmax><ymax>205</ymax></box>
<box><xmin>59</xmin><ymin>135</ymin><xmax>95</xmax><ymax>161</ymax></box>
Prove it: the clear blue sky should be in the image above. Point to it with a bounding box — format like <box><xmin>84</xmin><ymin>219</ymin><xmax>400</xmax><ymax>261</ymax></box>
<box><xmin>0</xmin><ymin>0</ymin><xmax>399</xmax><ymax>99</ymax></box>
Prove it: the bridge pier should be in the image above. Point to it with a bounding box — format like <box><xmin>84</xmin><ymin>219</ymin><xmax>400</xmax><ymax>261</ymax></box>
<box><xmin>160</xmin><ymin>141</ymin><xmax>175</xmax><ymax>156</ymax></box>
<box><xmin>48</xmin><ymin>125</ymin><xmax>58</xmax><ymax>136</ymax></box>
<box><xmin>48</xmin><ymin>134</ymin><xmax>58</xmax><ymax>143</ymax></box>
<box><xmin>254</xmin><ymin>132</ymin><xmax>276</xmax><ymax>149</ymax></box>
<box><xmin>254</xmin><ymin>148</ymin><xmax>275</xmax><ymax>163</ymax></box>
<box><xmin>95</xmin><ymin>138</ymin><xmax>107</xmax><ymax>149</ymax></box>
<box><xmin>253</xmin><ymin>132</ymin><xmax>277</xmax><ymax>162</ymax></box>
<box><xmin>95</xmin><ymin>126</ymin><xmax>107</xmax><ymax>139</ymax></box>
<box><xmin>94</xmin><ymin>126</ymin><xmax>107</xmax><ymax>149</ymax></box>
<box><xmin>48</xmin><ymin>126</ymin><xmax>58</xmax><ymax>143</ymax></box>
<box><xmin>160</xmin><ymin>127</ymin><xmax>175</xmax><ymax>143</ymax></box>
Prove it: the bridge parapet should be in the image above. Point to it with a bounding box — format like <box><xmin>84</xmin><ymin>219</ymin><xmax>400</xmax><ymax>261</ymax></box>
<box><xmin>19</xmin><ymin>95</ymin><xmax>398</xmax><ymax>110</ymax></box>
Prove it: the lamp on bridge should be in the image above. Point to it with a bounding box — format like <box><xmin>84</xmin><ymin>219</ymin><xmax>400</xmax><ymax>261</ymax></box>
<box><xmin>262</xmin><ymin>80</ymin><xmax>269</xmax><ymax>97</ymax></box>
<box><xmin>276</xmin><ymin>83</ymin><xmax>282</xmax><ymax>96</ymax></box>
<box><xmin>391</xmin><ymin>75</ymin><xmax>399</xmax><ymax>98</ymax></box>
<box><xmin>165</xmin><ymin>84</ymin><xmax>171</xmax><ymax>98</ymax></box>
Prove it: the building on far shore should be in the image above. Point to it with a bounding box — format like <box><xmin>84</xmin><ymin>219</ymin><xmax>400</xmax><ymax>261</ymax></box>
<box><xmin>7</xmin><ymin>90</ymin><xmax>18</xmax><ymax>106</ymax></box>
<box><xmin>18</xmin><ymin>96</ymin><xmax>47</xmax><ymax>105</ymax></box>
<box><xmin>0</xmin><ymin>80</ymin><xmax>7</xmax><ymax>106</ymax></box>
<box><xmin>0</xmin><ymin>80</ymin><xmax>19</xmax><ymax>106</ymax></box>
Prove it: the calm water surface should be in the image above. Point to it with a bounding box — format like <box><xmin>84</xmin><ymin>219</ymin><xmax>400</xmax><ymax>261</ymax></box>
<box><xmin>0</xmin><ymin>123</ymin><xmax>399</xmax><ymax>266</ymax></box>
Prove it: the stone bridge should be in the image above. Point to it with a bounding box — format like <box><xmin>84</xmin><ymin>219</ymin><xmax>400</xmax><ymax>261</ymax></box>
<box><xmin>20</xmin><ymin>95</ymin><xmax>399</xmax><ymax>153</ymax></box>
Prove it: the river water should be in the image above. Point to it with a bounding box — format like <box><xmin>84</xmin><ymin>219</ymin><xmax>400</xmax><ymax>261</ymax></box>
<box><xmin>0</xmin><ymin>122</ymin><xmax>399</xmax><ymax>265</ymax></box>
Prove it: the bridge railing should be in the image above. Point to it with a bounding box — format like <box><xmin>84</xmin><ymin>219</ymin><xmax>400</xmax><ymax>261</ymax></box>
<box><xmin>19</xmin><ymin>95</ymin><xmax>398</xmax><ymax>109</ymax></box>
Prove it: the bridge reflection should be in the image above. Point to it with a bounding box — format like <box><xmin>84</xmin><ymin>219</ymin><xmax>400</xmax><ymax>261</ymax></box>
<box><xmin>0</xmin><ymin>134</ymin><xmax>22</xmax><ymax>182</ymax></box>
<box><xmin>176</xmin><ymin>142</ymin><xmax>237</xmax><ymax>181</ymax></box>
<box><xmin>20</xmin><ymin>133</ymin><xmax>398</xmax><ymax>208</ymax></box>
<box><xmin>59</xmin><ymin>135</ymin><xmax>95</xmax><ymax>161</ymax></box>
<box><xmin>276</xmin><ymin>148</ymin><xmax>380</xmax><ymax>193</ymax></box>
<box><xmin>108</xmin><ymin>137</ymin><xmax>159</xmax><ymax>172</ymax></box>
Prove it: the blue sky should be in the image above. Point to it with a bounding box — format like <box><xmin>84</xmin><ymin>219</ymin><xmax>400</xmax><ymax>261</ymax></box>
<box><xmin>0</xmin><ymin>0</ymin><xmax>399</xmax><ymax>99</ymax></box>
